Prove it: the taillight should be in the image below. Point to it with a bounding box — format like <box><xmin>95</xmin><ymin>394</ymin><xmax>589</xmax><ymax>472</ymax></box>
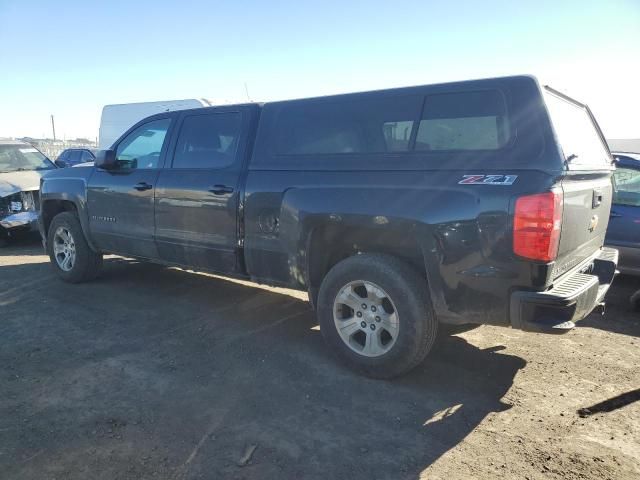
<box><xmin>513</xmin><ymin>191</ymin><xmax>563</xmax><ymax>262</ymax></box>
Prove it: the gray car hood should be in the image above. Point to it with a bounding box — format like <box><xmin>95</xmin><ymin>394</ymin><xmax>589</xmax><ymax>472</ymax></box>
<box><xmin>0</xmin><ymin>170</ymin><xmax>44</xmax><ymax>198</ymax></box>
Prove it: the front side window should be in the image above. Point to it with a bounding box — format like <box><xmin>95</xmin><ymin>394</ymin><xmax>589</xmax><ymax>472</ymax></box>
<box><xmin>613</xmin><ymin>167</ymin><xmax>640</xmax><ymax>207</ymax></box>
<box><xmin>172</xmin><ymin>112</ymin><xmax>241</xmax><ymax>169</ymax></box>
<box><xmin>415</xmin><ymin>90</ymin><xmax>511</xmax><ymax>151</ymax></box>
<box><xmin>0</xmin><ymin>145</ymin><xmax>55</xmax><ymax>173</ymax></box>
<box><xmin>274</xmin><ymin>95</ymin><xmax>421</xmax><ymax>155</ymax></box>
<box><xmin>116</xmin><ymin>118</ymin><xmax>171</xmax><ymax>169</ymax></box>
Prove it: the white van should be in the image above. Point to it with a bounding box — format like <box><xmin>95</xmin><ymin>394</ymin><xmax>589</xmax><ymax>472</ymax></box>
<box><xmin>98</xmin><ymin>99</ymin><xmax>212</xmax><ymax>149</ymax></box>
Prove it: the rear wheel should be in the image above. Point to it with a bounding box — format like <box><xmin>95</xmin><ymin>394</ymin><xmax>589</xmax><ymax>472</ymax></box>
<box><xmin>47</xmin><ymin>212</ymin><xmax>103</xmax><ymax>283</ymax></box>
<box><xmin>317</xmin><ymin>254</ymin><xmax>437</xmax><ymax>379</ymax></box>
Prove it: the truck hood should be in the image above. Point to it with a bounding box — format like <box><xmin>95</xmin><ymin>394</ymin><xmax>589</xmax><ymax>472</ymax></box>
<box><xmin>0</xmin><ymin>170</ymin><xmax>45</xmax><ymax>197</ymax></box>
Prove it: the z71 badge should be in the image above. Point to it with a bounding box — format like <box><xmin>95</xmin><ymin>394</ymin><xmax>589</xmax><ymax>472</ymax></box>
<box><xmin>458</xmin><ymin>174</ymin><xmax>518</xmax><ymax>186</ymax></box>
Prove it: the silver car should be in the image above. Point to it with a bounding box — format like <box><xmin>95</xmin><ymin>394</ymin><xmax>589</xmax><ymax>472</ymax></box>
<box><xmin>0</xmin><ymin>141</ymin><xmax>57</xmax><ymax>246</ymax></box>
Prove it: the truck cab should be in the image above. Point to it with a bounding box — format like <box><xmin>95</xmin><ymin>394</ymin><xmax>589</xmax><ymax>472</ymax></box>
<box><xmin>82</xmin><ymin>105</ymin><xmax>259</xmax><ymax>270</ymax></box>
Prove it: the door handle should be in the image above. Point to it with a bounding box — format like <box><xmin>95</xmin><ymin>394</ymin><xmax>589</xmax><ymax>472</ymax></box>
<box><xmin>610</xmin><ymin>211</ymin><xmax>622</xmax><ymax>218</ymax></box>
<box><xmin>208</xmin><ymin>185</ymin><xmax>234</xmax><ymax>195</ymax></box>
<box><xmin>133</xmin><ymin>182</ymin><xmax>153</xmax><ymax>191</ymax></box>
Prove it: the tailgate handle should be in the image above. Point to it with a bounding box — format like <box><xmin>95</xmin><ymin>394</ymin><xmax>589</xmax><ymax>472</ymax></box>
<box><xmin>592</xmin><ymin>188</ymin><xmax>603</xmax><ymax>208</ymax></box>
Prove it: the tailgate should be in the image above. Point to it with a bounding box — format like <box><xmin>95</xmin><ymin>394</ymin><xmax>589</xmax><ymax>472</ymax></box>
<box><xmin>553</xmin><ymin>173</ymin><xmax>613</xmax><ymax>278</ymax></box>
<box><xmin>543</xmin><ymin>86</ymin><xmax>615</xmax><ymax>279</ymax></box>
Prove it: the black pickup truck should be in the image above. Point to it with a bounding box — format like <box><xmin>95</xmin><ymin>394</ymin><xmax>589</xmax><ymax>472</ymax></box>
<box><xmin>40</xmin><ymin>75</ymin><xmax>618</xmax><ymax>378</ymax></box>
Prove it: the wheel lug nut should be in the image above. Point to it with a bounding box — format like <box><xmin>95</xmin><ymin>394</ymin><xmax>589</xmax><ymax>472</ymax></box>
<box><xmin>360</xmin><ymin>321</ymin><xmax>367</xmax><ymax>328</ymax></box>
<box><xmin>371</xmin><ymin>306</ymin><xmax>377</xmax><ymax>312</ymax></box>
<box><xmin>370</xmin><ymin>324</ymin><xmax>376</xmax><ymax>331</ymax></box>
<box><xmin>361</xmin><ymin>304</ymin><xmax>367</xmax><ymax>309</ymax></box>
<box><xmin>356</xmin><ymin>311</ymin><xmax>363</xmax><ymax>318</ymax></box>
<box><xmin>375</xmin><ymin>316</ymin><xmax>381</xmax><ymax>322</ymax></box>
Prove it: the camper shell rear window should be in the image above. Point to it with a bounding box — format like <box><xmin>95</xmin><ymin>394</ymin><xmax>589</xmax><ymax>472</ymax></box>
<box><xmin>543</xmin><ymin>87</ymin><xmax>612</xmax><ymax>169</ymax></box>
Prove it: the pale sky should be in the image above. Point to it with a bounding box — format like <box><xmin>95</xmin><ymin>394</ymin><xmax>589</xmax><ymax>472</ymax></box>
<box><xmin>1</xmin><ymin>0</ymin><xmax>639</xmax><ymax>141</ymax></box>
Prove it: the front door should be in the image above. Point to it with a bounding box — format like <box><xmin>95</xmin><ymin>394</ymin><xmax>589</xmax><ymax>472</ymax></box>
<box><xmin>154</xmin><ymin>109</ymin><xmax>246</xmax><ymax>272</ymax></box>
<box><xmin>87</xmin><ymin>116</ymin><xmax>173</xmax><ymax>258</ymax></box>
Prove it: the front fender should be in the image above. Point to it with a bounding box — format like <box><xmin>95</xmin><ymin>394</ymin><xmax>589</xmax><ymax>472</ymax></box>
<box><xmin>40</xmin><ymin>169</ymin><xmax>97</xmax><ymax>251</ymax></box>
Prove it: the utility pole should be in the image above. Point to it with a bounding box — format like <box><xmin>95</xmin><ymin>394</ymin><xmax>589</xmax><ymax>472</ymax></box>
<box><xmin>51</xmin><ymin>115</ymin><xmax>56</xmax><ymax>141</ymax></box>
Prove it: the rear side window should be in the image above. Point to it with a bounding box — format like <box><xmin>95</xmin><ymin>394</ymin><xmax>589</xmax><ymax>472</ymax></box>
<box><xmin>613</xmin><ymin>167</ymin><xmax>640</xmax><ymax>207</ymax></box>
<box><xmin>274</xmin><ymin>95</ymin><xmax>421</xmax><ymax>155</ymax></box>
<box><xmin>416</xmin><ymin>90</ymin><xmax>510</xmax><ymax>151</ymax></box>
<box><xmin>544</xmin><ymin>90</ymin><xmax>611</xmax><ymax>169</ymax></box>
<box><xmin>80</xmin><ymin>150</ymin><xmax>94</xmax><ymax>162</ymax></box>
<box><xmin>67</xmin><ymin>150</ymin><xmax>82</xmax><ymax>165</ymax></box>
<box><xmin>383</xmin><ymin>120</ymin><xmax>414</xmax><ymax>152</ymax></box>
<box><xmin>173</xmin><ymin>112</ymin><xmax>241</xmax><ymax>169</ymax></box>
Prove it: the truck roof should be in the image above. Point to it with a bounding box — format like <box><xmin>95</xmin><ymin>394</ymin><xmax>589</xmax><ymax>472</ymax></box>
<box><xmin>102</xmin><ymin>99</ymin><xmax>213</xmax><ymax>109</ymax></box>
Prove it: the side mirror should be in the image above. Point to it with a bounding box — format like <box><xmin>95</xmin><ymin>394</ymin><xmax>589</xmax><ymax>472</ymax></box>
<box><xmin>94</xmin><ymin>149</ymin><xmax>117</xmax><ymax>170</ymax></box>
<box><xmin>54</xmin><ymin>159</ymin><xmax>67</xmax><ymax>168</ymax></box>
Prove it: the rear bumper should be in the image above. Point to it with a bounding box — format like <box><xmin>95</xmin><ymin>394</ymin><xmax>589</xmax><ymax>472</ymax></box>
<box><xmin>510</xmin><ymin>247</ymin><xmax>618</xmax><ymax>333</ymax></box>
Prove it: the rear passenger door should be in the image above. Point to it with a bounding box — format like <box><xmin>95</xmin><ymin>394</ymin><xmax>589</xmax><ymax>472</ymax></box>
<box><xmin>606</xmin><ymin>164</ymin><xmax>640</xmax><ymax>272</ymax></box>
<box><xmin>154</xmin><ymin>107</ymin><xmax>251</xmax><ymax>273</ymax></box>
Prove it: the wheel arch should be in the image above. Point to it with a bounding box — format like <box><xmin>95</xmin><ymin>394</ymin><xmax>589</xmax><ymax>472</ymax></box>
<box><xmin>306</xmin><ymin>224</ymin><xmax>428</xmax><ymax>308</ymax></box>
<box><xmin>41</xmin><ymin>194</ymin><xmax>97</xmax><ymax>252</ymax></box>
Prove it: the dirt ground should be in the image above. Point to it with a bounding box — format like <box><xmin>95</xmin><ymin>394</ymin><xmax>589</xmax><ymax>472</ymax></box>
<box><xmin>1</xmin><ymin>238</ymin><xmax>639</xmax><ymax>480</ymax></box>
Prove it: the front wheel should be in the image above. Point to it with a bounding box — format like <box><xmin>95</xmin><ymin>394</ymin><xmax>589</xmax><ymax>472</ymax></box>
<box><xmin>317</xmin><ymin>254</ymin><xmax>438</xmax><ymax>379</ymax></box>
<box><xmin>47</xmin><ymin>212</ymin><xmax>103</xmax><ymax>283</ymax></box>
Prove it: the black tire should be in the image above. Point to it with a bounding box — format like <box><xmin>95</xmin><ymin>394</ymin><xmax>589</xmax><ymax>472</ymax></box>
<box><xmin>0</xmin><ymin>226</ymin><xmax>10</xmax><ymax>247</ymax></box>
<box><xmin>47</xmin><ymin>212</ymin><xmax>103</xmax><ymax>283</ymax></box>
<box><xmin>631</xmin><ymin>290</ymin><xmax>640</xmax><ymax>312</ymax></box>
<box><xmin>317</xmin><ymin>253</ymin><xmax>437</xmax><ymax>379</ymax></box>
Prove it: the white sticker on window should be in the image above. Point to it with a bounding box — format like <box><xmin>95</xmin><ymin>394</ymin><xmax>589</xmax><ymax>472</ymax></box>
<box><xmin>18</xmin><ymin>148</ymin><xmax>39</xmax><ymax>153</ymax></box>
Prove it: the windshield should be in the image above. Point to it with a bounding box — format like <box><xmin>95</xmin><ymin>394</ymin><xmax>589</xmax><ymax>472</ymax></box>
<box><xmin>543</xmin><ymin>88</ymin><xmax>611</xmax><ymax>169</ymax></box>
<box><xmin>0</xmin><ymin>145</ymin><xmax>55</xmax><ymax>173</ymax></box>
